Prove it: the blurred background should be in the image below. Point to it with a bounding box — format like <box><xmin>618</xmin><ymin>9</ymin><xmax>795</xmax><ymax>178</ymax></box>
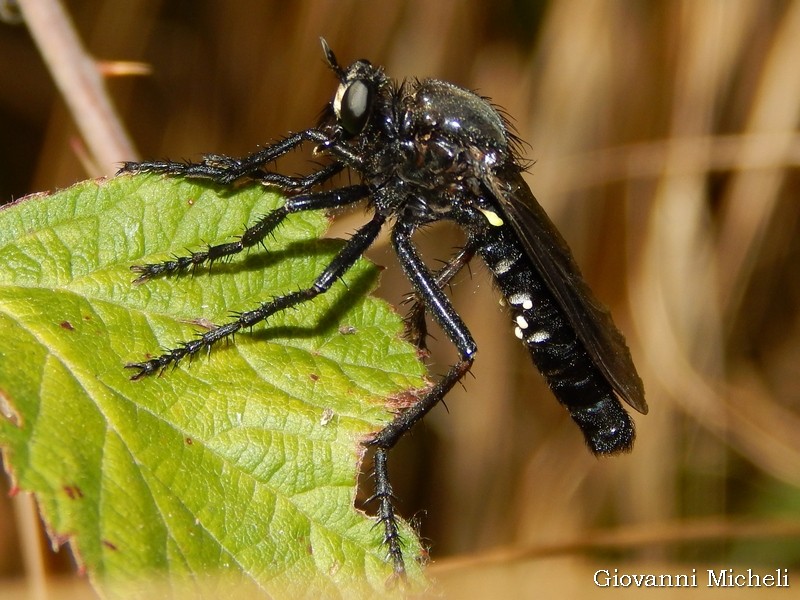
<box><xmin>2</xmin><ymin>0</ymin><xmax>799</xmax><ymax>596</ymax></box>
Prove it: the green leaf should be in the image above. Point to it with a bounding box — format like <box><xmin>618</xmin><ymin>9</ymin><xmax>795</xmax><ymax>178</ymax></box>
<box><xmin>0</xmin><ymin>175</ymin><xmax>428</xmax><ymax>597</ymax></box>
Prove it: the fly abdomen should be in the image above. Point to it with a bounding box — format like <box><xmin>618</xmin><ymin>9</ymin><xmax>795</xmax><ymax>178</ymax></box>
<box><xmin>477</xmin><ymin>227</ymin><xmax>635</xmax><ymax>455</ymax></box>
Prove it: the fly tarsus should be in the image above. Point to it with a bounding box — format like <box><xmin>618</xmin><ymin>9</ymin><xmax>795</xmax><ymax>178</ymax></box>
<box><xmin>370</xmin><ymin>448</ymin><xmax>406</xmax><ymax>577</ymax></box>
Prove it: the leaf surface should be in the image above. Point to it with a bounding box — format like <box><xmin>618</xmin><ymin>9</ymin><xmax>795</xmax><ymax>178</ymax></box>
<box><xmin>0</xmin><ymin>175</ymin><xmax>427</xmax><ymax>597</ymax></box>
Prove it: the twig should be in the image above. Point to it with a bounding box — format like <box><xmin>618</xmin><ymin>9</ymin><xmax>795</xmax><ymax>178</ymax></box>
<box><xmin>17</xmin><ymin>0</ymin><xmax>138</xmax><ymax>175</ymax></box>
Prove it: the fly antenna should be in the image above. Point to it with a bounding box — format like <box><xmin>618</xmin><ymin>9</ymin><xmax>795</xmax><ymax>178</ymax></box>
<box><xmin>320</xmin><ymin>37</ymin><xmax>344</xmax><ymax>79</ymax></box>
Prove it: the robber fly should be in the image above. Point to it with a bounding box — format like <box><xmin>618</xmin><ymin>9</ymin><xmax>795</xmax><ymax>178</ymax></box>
<box><xmin>122</xmin><ymin>39</ymin><xmax>647</xmax><ymax>576</ymax></box>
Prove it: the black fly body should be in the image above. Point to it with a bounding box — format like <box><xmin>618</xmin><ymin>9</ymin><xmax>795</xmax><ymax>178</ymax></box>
<box><xmin>122</xmin><ymin>39</ymin><xmax>647</xmax><ymax>576</ymax></box>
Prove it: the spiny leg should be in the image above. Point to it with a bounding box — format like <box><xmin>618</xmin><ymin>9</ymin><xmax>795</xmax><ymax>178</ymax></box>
<box><xmin>126</xmin><ymin>212</ymin><xmax>386</xmax><ymax>379</ymax></box>
<box><xmin>369</xmin><ymin>358</ymin><xmax>473</xmax><ymax>575</ymax></box>
<box><xmin>128</xmin><ymin>158</ymin><xmax>344</xmax><ymax>192</ymax></box>
<box><xmin>132</xmin><ymin>184</ymin><xmax>369</xmax><ymax>281</ymax></box>
<box><xmin>367</xmin><ymin>221</ymin><xmax>477</xmax><ymax>575</ymax></box>
<box><xmin>403</xmin><ymin>243</ymin><xmax>477</xmax><ymax>352</ymax></box>
<box><xmin>371</xmin><ymin>448</ymin><xmax>400</xmax><ymax>565</ymax></box>
<box><xmin>119</xmin><ymin>129</ymin><xmax>363</xmax><ymax>184</ymax></box>
<box><xmin>249</xmin><ymin>162</ymin><xmax>344</xmax><ymax>190</ymax></box>
<box><xmin>119</xmin><ymin>133</ymin><xmax>314</xmax><ymax>182</ymax></box>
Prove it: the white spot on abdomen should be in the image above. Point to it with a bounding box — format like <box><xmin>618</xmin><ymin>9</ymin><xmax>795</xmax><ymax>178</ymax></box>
<box><xmin>508</xmin><ymin>292</ymin><xmax>532</xmax><ymax>307</ymax></box>
<box><xmin>529</xmin><ymin>330</ymin><xmax>550</xmax><ymax>343</ymax></box>
<box><xmin>494</xmin><ymin>258</ymin><xmax>515</xmax><ymax>275</ymax></box>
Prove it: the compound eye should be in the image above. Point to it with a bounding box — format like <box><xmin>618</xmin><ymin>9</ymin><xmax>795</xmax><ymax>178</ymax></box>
<box><xmin>339</xmin><ymin>80</ymin><xmax>372</xmax><ymax>135</ymax></box>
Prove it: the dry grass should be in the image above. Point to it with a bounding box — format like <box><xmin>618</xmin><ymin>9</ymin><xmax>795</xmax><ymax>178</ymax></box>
<box><xmin>2</xmin><ymin>0</ymin><xmax>799</xmax><ymax>594</ymax></box>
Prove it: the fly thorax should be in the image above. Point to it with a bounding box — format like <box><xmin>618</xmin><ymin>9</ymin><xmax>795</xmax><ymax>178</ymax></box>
<box><xmin>410</xmin><ymin>79</ymin><xmax>508</xmax><ymax>151</ymax></box>
<box><xmin>398</xmin><ymin>135</ymin><xmax>465</xmax><ymax>188</ymax></box>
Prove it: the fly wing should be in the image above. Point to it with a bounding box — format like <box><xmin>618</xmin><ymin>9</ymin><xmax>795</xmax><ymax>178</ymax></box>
<box><xmin>485</xmin><ymin>166</ymin><xmax>648</xmax><ymax>414</ymax></box>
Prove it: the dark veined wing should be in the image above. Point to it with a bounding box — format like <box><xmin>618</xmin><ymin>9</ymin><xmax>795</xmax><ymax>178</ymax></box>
<box><xmin>485</xmin><ymin>166</ymin><xmax>648</xmax><ymax>415</ymax></box>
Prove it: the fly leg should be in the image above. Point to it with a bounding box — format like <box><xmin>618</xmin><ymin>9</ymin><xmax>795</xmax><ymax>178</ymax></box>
<box><xmin>403</xmin><ymin>243</ymin><xmax>476</xmax><ymax>352</ymax></box>
<box><xmin>127</xmin><ymin>212</ymin><xmax>385</xmax><ymax>379</ymax></box>
<box><xmin>118</xmin><ymin>129</ymin><xmax>362</xmax><ymax>185</ymax></box>
<box><xmin>131</xmin><ymin>184</ymin><xmax>369</xmax><ymax>281</ymax></box>
<box><xmin>367</xmin><ymin>221</ymin><xmax>477</xmax><ymax>576</ymax></box>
